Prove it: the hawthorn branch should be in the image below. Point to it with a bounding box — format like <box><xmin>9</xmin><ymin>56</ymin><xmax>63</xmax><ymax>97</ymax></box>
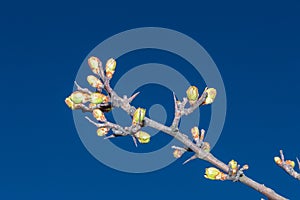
<box><xmin>102</xmin><ymin>81</ymin><xmax>287</xmax><ymax>200</ymax></box>
<box><xmin>69</xmin><ymin>58</ymin><xmax>288</xmax><ymax>200</ymax></box>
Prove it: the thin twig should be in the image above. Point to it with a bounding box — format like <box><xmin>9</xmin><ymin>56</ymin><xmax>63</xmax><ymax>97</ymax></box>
<box><xmin>275</xmin><ymin>150</ymin><xmax>300</xmax><ymax>181</ymax></box>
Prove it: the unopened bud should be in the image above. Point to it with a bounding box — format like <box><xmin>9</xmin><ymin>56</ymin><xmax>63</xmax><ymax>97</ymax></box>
<box><xmin>133</xmin><ymin>107</ymin><xmax>146</xmax><ymax>125</ymax></box>
<box><xmin>70</xmin><ymin>91</ymin><xmax>85</xmax><ymax>104</ymax></box>
<box><xmin>204</xmin><ymin>88</ymin><xmax>217</xmax><ymax>104</ymax></box>
<box><xmin>286</xmin><ymin>160</ymin><xmax>295</xmax><ymax>168</ymax></box>
<box><xmin>274</xmin><ymin>157</ymin><xmax>282</xmax><ymax>165</ymax></box>
<box><xmin>88</xmin><ymin>56</ymin><xmax>102</xmax><ymax>75</ymax></box>
<box><xmin>186</xmin><ymin>86</ymin><xmax>199</xmax><ymax>103</ymax></box>
<box><xmin>65</xmin><ymin>97</ymin><xmax>75</xmax><ymax>110</ymax></box>
<box><xmin>93</xmin><ymin>109</ymin><xmax>106</xmax><ymax>122</ymax></box>
<box><xmin>191</xmin><ymin>127</ymin><xmax>200</xmax><ymax>141</ymax></box>
<box><xmin>87</xmin><ymin>75</ymin><xmax>103</xmax><ymax>88</ymax></box>
<box><xmin>90</xmin><ymin>93</ymin><xmax>107</xmax><ymax>104</ymax></box>
<box><xmin>205</xmin><ymin>167</ymin><xmax>221</xmax><ymax>180</ymax></box>
<box><xmin>136</xmin><ymin>131</ymin><xmax>150</xmax><ymax>144</ymax></box>
<box><xmin>105</xmin><ymin>58</ymin><xmax>116</xmax><ymax>78</ymax></box>
<box><xmin>97</xmin><ymin>127</ymin><xmax>109</xmax><ymax>136</ymax></box>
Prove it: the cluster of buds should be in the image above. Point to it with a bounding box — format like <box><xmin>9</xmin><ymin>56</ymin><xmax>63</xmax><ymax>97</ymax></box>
<box><xmin>88</xmin><ymin>56</ymin><xmax>117</xmax><ymax>79</ymax></box>
<box><xmin>191</xmin><ymin>127</ymin><xmax>210</xmax><ymax>152</ymax></box>
<box><xmin>204</xmin><ymin>167</ymin><xmax>227</xmax><ymax>181</ymax></box>
<box><xmin>274</xmin><ymin>157</ymin><xmax>295</xmax><ymax>168</ymax></box>
<box><xmin>186</xmin><ymin>86</ymin><xmax>217</xmax><ymax>105</ymax></box>
<box><xmin>135</xmin><ymin>131</ymin><xmax>151</xmax><ymax>144</ymax></box>
<box><xmin>205</xmin><ymin>160</ymin><xmax>248</xmax><ymax>181</ymax></box>
<box><xmin>132</xmin><ymin>107</ymin><xmax>146</xmax><ymax>125</ymax></box>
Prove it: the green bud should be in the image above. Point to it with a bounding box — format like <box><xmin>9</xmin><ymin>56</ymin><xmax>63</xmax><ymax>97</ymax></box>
<box><xmin>186</xmin><ymin>86</ymin><xmax>199</xmax><ymax>102</ymax></box>
<box><xmin>204</xmin><ymin>167</ymin><xmax>221</xmax><ymax>180</ymax></box>
<box><xmin>88</xmin><ymin>56</ymin><xmax>101</xmax><ymax>75</ymax></box>
<box><xmin>205</xmin><ymin>88</ymin><xmax>217</xmax><ymax>104</ymax></box>
<box><xmin>97</xmin><ymin>127</ymin><xmax>109</xmax><ymax>136</ymax></box>
<box><xmin>87</xmin><ymin>75</ymin><xmax>103</xmax><ymax>88</ymax></box>
<box><xmin>136</xmin><ymin>131</ymin><xmax>150</xmax><ymax>144</ymax></box>
<box><xmin>70</xmin><ymin>91</ymin><xmax>84</xmax><ymax>104</ymax></box>
<box><xmin>133</xmin><ymin>107</ymin><xmax>146</xmax><ymax>125</ymax></box>
<box><xmin>90</xmin><ymin>93</ymin><xmax>106</xmax><ymax>104</ymax></box>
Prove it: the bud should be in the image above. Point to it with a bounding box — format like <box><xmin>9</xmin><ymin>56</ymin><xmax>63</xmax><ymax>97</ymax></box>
<box><xmin>136</xmin><ymin>131</ymin><xmax>150</xmax><ymax>144</ymax></box>
<box><xmin>229</xmin><ymin>160</ymin><xmax>238</xmax><ymax>170</ymax></box>
<box><xmin>204</xmin><ymin>167</ymin><xmax>221</xmax><ymax>180</ymax></box>
<box><xmin>90</xmin><ymin>93</ymin><xmax>107</xmax><ymax>104</ymax></box>
<box><xmin>186</xmin><ymin>86</ymin><xmax>199</xmax><ymax>103</ymax></box>
<box><xmin>242</xmin><ymin>164</ymin><xmax>249</xmax><ymax>170</ymax></box>
<box><xmin>93</xmin><ymin>109</ymin><xmax>106</xmax><ymax>122</ymax></box>
<box><xmin>285</xmin><ymin>160</ymin><xmax>295</xmax><ymax>168</ymax></box>
<box><xmin>200</xmin><ymin>129</ymin><xmax>205</xmax><ymax>141</ymax></box>
<box><xmin>204</xmin><ymin>88</ymin><xmax>217</xmax><ymax>104</ymax></box>
<box><xmin>173</xmin><ymin>149</ymin><xmax>184</xmax><ymax>158</ymax></box>
<box><xmin>87</xmin><ymin>75</ymin><xmax>103</xmax><ymax>88</ymax></box>
<box><xmin>65</xmin><ymin>97</ymin><xmax>75</xmax><ymax>110</ymax></box>
<box><xmin>133</xmin><ymin>107</ymin><xmax>146</xmax><ymax>125</ymax></box>
<box><xmin>97</xmin><ymin>127</ymin><xmax>109</xmax><ymax>136</ymax></box>
<box><xmin>70</xmin><ymin>91</ymin><xmax>85</xmax><ymax>104</ymax></box>
<box><xmin>274</xmin><ymin>157</ymin><xmax>282</xmax><ymax>165</ymax></box>
<box><xmin>202</xmin><ymin>142</ymin><xmax>211</xmax><ymax>152</ymax></box>
<box><xmin>229</xmin><ymin>160</ymin><xmax>238</xmax><ymax>174</ymax></box>
<box><xmin>191</xmin><ymin>127</ymin><xmax>200</xmax><ymax>141</ymax></box>
<box><xmin>105</xmin><ymin>58</ymin><xmax>116</xmax><ymax>78</ymax></box>
<box><xmin>88</xmin><ymin>56</ymin><xmax>102</xmax><ymax>75</ymax></box>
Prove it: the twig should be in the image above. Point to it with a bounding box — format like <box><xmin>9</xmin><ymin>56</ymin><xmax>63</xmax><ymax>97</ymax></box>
<box><xmin>74</xmin><ymin>81</ymin><xmax>92</xmax><ymax>95</ymax></box>
<box><xmin>274</xmin><ymin>150</ymin><xmax>300</xmax><ymax>180</ymax></box>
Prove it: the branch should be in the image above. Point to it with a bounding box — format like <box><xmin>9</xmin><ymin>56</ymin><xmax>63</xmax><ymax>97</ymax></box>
<box><xmin>274</xmin><ymin>150</ymin><xmax>300</xmax><ymax>180</ymax></box>
<box><xmin>104</xmin><ymin>83</ymin><xmax>287</xmax><ymax>200</ymax></box>
<box><xmin>85</xmin><ymin>116</ymin><xmax>142</xmax><ymax>146</ymax></box>
<box><xmin>66</xmin><ymin>57</ymin><xmax>288</xmax><ymax>200</ymax></box>
<box><xmin>171</xmin><ymin>89</ymin><xmax>207</xmax><ymax>130</ymax></box>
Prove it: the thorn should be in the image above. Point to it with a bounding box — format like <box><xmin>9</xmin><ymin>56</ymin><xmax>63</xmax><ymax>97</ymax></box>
<box><xmin>132</xmin><ymin>136</ymin><xmax>138</xmax><ymax>147</ymax></box>
<box><xmin>183</xmin><ymin>154</ymin><xmax>197</xmax><ymax>165</ymax></box>
<box><xmin>128</xmin><ymin>92</ymin><xmax>140</xmax><ymax>103</ymax></box>
<box><xmin>85</xmin><ymin>116</ymin><xmax>100</xmax><ymax>127</ymax></box>
<box><xmin>200</xmin><ymin>129</ymin><xmax>205</xmax><ymax>142</ymax></box>
<box><xmin>104</xmin><ymin>135</ymin><xmax>116</xmax><ymax>139</ymax></box>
